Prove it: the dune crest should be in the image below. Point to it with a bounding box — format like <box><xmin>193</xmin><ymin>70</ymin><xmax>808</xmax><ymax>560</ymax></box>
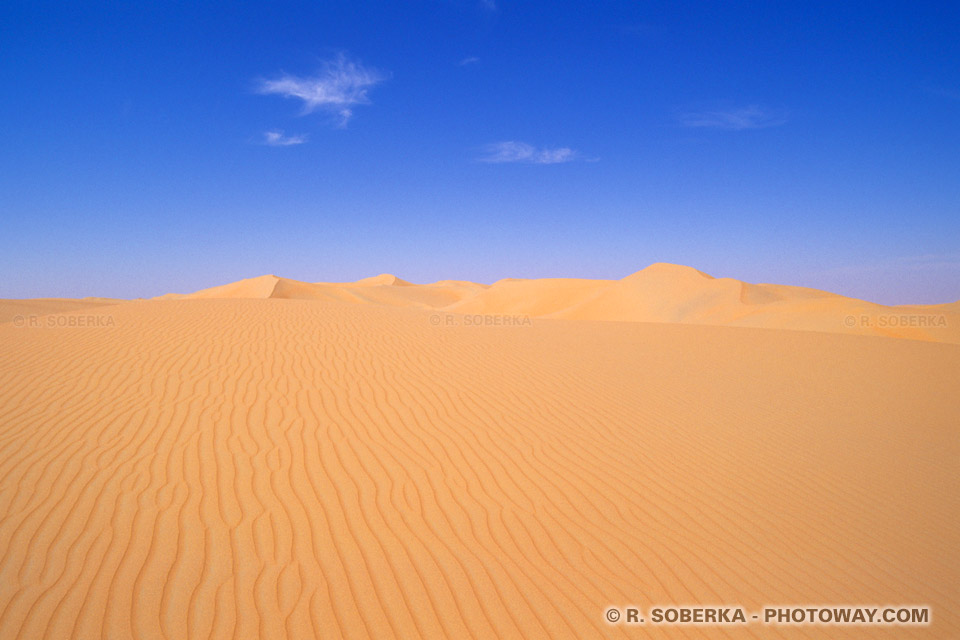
<box><xmin>8</xmin><ymin>265</ymin><xmax>954</xmax><ymax>343</ymax></box>
<box><xmin>133</xmin><ymin>264</ymin><xmax>960</xmax><ymax>344</ymax></box>
<box><xmin>350</xmin><ymin>273</ymin><xmax>413</xmax><ymax>287</ymax></box>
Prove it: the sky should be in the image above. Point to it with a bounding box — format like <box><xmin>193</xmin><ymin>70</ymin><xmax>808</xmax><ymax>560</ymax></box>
<box><xmin>1</xmin><ymin>0</ymin><xmax>958</xmax><ymax>304</ymax></box>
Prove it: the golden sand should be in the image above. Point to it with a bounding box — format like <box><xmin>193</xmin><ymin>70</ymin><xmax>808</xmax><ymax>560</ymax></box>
<box><xmin>1</xmin><ymin>265</ymin><xmax>957</xmax><ymax>638</ymax></box>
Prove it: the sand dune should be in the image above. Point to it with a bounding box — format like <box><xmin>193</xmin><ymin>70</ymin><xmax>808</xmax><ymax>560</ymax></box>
<box><xmin>443</xmin><ymin>263</ymin><xmax>960</xmax><ymax>343</ymax></box>
<box><xmin>0</xmin><ymin>298</ymin><xmax>122</xmax><ymax>325</ymax></box>
<box><xmin>1</xmin><ymin>267</ymin><xmax>958</xmax><ymax>638</ymax></box>
<box><xmin>146</xmin><ymin>264</ymin><xmax>960</xmax><ymax>344</ymax></box>
<box><xmin>350</xmin><ymin>273</ymin><xmax>414</xmax><ymax>287</ymax></box>
<box><xmin>0</xmin><ymin>294</ymin><xmax>957</xmax><ymax>639</ymax></box>
<box><xmin>162</xmin><ymin>273</ymin><xmax>486</xmax><ymax>312</ymax></box>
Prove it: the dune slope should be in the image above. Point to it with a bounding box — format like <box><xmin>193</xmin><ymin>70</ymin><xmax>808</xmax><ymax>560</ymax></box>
<box><xmin>0</xmin><ymin>298</ymin><xmax>957</xmax><ymax>639</ymax></box>
<box><xmin>444</xmin><ymin>264</ymin><xmax>960</xmax><ymax>343</ymax></box>
<box><xmin>150</xmin><ymin>264</ymin><xmax>960</xmax><ymax>344</ymax></box>
<box><xmin>0</xmin><ymin>298</ymin><xmax>123</xmax><ymax>324</ymax></box>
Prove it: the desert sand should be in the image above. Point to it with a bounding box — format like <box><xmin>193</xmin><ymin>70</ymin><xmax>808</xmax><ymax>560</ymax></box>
<box><xmin>0</xmin><ymin>264</ymin><xmax>957</xmax><ymax>639</ymax></box>
<box><xmin>158</xmin><ymin>263</ymin><xmax>960</xmax><ymax>344</ymax></box>
<box><xmin>0</xmin><ymin>298</ymin><xmax>122</xmax><ymax>325</ymax></box>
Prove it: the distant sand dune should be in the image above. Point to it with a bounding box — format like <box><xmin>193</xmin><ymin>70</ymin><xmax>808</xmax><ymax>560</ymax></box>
<box><xmin>0</xmin><ymin>296</ymin><xmax>957</xmax><ymax>639</ymax></box>
<box><xmin>444</xmin><ymin>263</ymin><xmax>959</xmax><ymax>343</ymax></box>
<box><xmin>161</xmin><ymin>273</ymin><xmax>487</xmax><ymax>312</ymax></box>
<box><xmin>350</xmin><ymin>273</ymin><xmax>414</xmax><ymax>287</ymax></box>
<box><xmin>0</xmin><ymin>298</ymin><xmax>122</xmax><ymax>324</ymax></box>
<box><xmin>141</xmin><ymin>264</ymin><xmax>960</xmax><ymax>344</ymax></box>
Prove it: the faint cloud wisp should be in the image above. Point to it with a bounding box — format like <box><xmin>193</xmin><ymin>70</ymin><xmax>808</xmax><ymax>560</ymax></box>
<box><xmin>257</xmin><ymin>54</ymin><xmax>386</xmax><ymax>127</ymax></box>
<box><xmin>479</xmin><ymin>141</ymin><xmax>578</xmax><ymax>164</ymax></box>
<box><xmin>262</xmin><ymin>130</ymin><xmax>307</xmax><ymax>146</ymax></box>
<box><xmin>679</xmin><ymin>105</ymin><xmax>787</xmax><ymax>130</ymax></box>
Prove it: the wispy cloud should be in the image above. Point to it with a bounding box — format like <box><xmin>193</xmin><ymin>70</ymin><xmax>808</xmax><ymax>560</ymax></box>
<box><xmin>262</xmin><ymin>130</ymin><xmax>307</xmax><ymax>146</ymax></box>
<box><xmin>257</xmin><ymin>54</ymin><xmax>386</xmax><ymax>127</ymax></box>
<box><xmin>459</xmin><ymin>56</ymin><xmax>480</xmax><ymax>66</ymax></box>
<box><xmin>479</xmin><ymin>0</ymin><xmax>497</xmax><ymax>10</ymax></box>
<box><xmin>479</xmin><ymin>141</ymin><xmax>579</xmax><ymax>164</ymax></box>
<box><xmin>679</xmin><ymin>105</ymin><xmax>787</xmax><ymax>130</ymax></box>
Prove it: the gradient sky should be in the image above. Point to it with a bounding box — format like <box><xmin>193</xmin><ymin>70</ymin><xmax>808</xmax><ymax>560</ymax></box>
<box><xmin>2</xmin><ymin>0</ymin><xmax>958</xmax><ymax>304</ymax></box>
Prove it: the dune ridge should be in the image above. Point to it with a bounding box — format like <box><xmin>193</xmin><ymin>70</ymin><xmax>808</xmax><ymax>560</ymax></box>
<box><xmin>135</xmin><ymin>263</ymin><xmax>960</xmax><ymax>344</ymax></box>
<box><xmin>12</xmin><ymin>264</ymin><xmax>954</xmax><ymax>343</ymax></box>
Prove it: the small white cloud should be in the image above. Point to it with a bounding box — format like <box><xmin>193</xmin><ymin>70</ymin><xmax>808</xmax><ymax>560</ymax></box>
<box><xmin>262</xmin><ymin>130</ymin><xmax>307</xmax><ymax>146</ymax></box>
<box><xmin>679</xmin><ymin>105</ymin><xmax>787</xmax><ymax>130</ymax></box>
<box><xmin>459</xmin><ymin>56</ymin><xmax>480</xmax><ymax>66</ymax></box>
<box><xmin>257</xmin><ymin>54</ymin><xmax>386</xmax><ymax>127</ymax></box>
<box><xmin>479</xmin><ymin>141</ymin><xmax>578</xmax><ymax>164</ymax></box>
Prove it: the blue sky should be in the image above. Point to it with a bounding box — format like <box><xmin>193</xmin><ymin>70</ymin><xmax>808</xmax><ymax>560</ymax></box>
<box><xmin>1</xmin><ymin>1</ymin><xmax>958</xmax><ymax>304</ymax></box>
